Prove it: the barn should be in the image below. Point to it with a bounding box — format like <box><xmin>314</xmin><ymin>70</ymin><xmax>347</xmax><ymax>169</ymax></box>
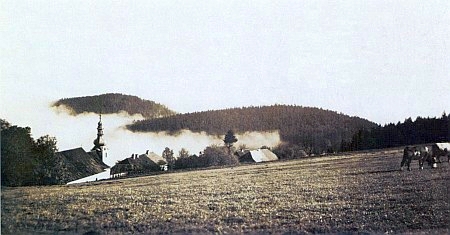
<box><xmin>237</xmin><ymin>149</ymin><xmax>279</xmax><ymax>163</ymax></box>
<box><xmin>55</xmin><ymin>147</ymin><xmax>109</xmax><ymax>184</ymax></box>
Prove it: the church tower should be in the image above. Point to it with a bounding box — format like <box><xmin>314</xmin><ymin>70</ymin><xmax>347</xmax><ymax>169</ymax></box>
<box><xmin>92</xmin><ymin>114</ymin><xmax>107</xmax><ymax>162</ymax></box>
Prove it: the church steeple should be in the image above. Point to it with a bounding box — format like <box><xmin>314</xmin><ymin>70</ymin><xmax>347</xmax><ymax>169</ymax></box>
<box><xmin>93</xmin><ymin>114</ymin><xmax>105</xmax><ymax>148</ymax></box>
<box><xmin>92</xmin><ymin>114</ymin><xmax>106</xmax><ymax>162</ymax></box>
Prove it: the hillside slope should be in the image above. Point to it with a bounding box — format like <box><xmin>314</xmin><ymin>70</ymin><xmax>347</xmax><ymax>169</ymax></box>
<box><xmin>52</xmin><ymin>93</ymin><xmax>176</xmax><ymax>118</ymax></box>
<box><xmin>127</xmin><ymin>105</ymin><xmax>378</xmax><ymax>152</ymax></box>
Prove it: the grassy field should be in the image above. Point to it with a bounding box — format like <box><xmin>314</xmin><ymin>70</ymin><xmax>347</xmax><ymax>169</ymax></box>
<box><xmin>2</xmin><ymin>149</ymin><xmax>449</xmax><ymax>234</ymax></box>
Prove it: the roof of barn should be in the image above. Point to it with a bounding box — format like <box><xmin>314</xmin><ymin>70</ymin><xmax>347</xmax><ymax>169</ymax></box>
<box><xmin>143</xmin><ymin>152</ymin><xmax>167</xmax><ymax>165</ymax></box>
<box><xmin>54</xmin><ymin>147</ymin><xmax>109</xmax><ymax>184</ymax></box>
<box><xmin>249</xmin><ymin>149</ymin><xmax>279</xmax><ymax>162</ymax></box>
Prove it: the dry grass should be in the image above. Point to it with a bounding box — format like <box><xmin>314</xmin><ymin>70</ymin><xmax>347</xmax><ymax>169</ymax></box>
<box><xmin>2</xmin><ymin>149</ymin><xmax>449</xmax><ymax>234</ymax></box>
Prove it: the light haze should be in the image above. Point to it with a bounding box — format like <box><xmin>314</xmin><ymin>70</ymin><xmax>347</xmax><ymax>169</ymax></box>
<box><xmin>1</xmin><ymin>1</ymin><xmax>449</xmax><ymax>163</ymax></box>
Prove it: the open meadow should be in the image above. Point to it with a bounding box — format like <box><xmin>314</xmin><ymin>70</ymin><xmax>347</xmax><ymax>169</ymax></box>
<box><xmin>2</xmin><ymin>149</ymin><xmax>449</xmax><ymax>234</ymax></box>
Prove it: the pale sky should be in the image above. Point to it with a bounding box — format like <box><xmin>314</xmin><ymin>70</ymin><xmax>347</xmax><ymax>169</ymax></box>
<box><xmin>1</xmin><ymin>0</ymin><xmax>449</xmax><ymax>127</ymax></box>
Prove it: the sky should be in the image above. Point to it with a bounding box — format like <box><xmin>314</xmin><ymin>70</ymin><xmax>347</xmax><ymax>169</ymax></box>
<box><xmin>1</xmin><ymin>1</ymin><xmax>449</xmax><ymax>163</ymax></box>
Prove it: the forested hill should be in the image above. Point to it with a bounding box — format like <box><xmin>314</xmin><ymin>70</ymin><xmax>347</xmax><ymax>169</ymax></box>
<box><xmin>52</xmin><ymin>93</ymin><xmax>176</xmax><ymax>118</ymax></box>
<box><xmin>127</xmin><ymin>105</ymin><xmax>378</xmax><ymax>153</ymax></box>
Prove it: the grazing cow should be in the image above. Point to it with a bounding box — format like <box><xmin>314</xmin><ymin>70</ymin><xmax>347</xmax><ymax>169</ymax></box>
<box><xmin>431</xmin><ymin>143</ymin><xmax>450</xmax><ymax>163</ymax></box>
<box><xmin>400</xmin><ymin>146</ymin><xmax>435</xmax><ymax>171</ymax></box>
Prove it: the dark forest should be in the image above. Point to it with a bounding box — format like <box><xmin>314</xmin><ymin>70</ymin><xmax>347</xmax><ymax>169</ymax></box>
<box><xmin>52</xmin><ymin>93</ymin><xmax>176</xmax><ymax>118</ymax></box>
<box><xmin>127</xmin><ymin>105</ymin><xmax>378</xmax><ymax>153</ymax></box>
<box><xmin>343</xmin><ymin>114</ymin><xmax>449</xmax><ymax>151</ymax></box>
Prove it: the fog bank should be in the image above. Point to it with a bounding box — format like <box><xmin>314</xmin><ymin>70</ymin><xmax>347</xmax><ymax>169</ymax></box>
<box><xmin>10</xmin><ymin>102</ymin><xmax>281</xmax><ymax>167</ymax></box>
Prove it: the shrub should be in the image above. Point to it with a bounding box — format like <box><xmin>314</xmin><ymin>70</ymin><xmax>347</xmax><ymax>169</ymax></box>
<box><xmin>272</xmin><ymin>143</ymin><xmax>308</xmax><ymax>160</ymax></box>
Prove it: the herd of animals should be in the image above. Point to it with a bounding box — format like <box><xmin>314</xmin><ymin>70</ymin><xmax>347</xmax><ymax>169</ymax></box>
<box><xmin>400</xmin><ymin>143</ymin><xmax>450</xmax><ymax>171</ymax></box>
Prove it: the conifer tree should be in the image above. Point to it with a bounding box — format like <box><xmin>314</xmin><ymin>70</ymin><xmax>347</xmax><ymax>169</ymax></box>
<box><xmin>224</xmin><ymin>130</ymin><xmax>238</xmax><ymax>153</ymax></box>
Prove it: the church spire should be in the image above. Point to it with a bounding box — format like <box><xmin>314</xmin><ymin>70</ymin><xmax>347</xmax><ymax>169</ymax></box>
<box><xmin>93</xmin><ymin>114</ymin><xmax>105</xmax><ymax>149</ymax></box>
<box><xmin>91</xmin><ymin>114</ymin><xmax>107</xmax><ymax>162</ymax></box>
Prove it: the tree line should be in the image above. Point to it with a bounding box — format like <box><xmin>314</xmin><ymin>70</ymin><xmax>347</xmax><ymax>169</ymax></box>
<box><xmin>53</xmin><ymin>93</ymin><xmax>176</xmax><ymax>118</ymax></box>
<box><xmin>128</xmin><ymin>105</ymin><xmax>377</xmax><ymax>154</ymax></box>
<box><xmin>171</xmin><ymin>144</ymin><xmax>308</xmax><ymax>170</ymax></box>
<box><xmin>342</xmin><ymin>113</ymin><xmax>449</xmax><ymax>151</ymax></box>
<box><xmin>1</xmin><ymin>119</ymin><xmax>58</xmax><ymax>187</ymax></box>
<box><xmin>160</xmin><ymin>130</ymin><xmax>240</xmax><ymax>171</ymax></box>
<box><xmin>160</xmin><ymin>129</ymin><xmax>317</xmax><ymax>172</ymax></box>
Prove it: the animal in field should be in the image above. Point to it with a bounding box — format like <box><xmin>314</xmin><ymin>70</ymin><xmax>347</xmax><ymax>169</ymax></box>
<box><xmin>400</xmin><ymin>146</ymin><xmax>435</xmax><ymax>171</ymax></box>
<box><xmin>430</xmin><ymin>143</ymin><xmax>450</xmax><ymax>163</ymax></box>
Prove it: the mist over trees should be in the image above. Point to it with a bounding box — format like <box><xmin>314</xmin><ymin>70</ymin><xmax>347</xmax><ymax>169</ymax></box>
<box><xmin>1</xmin><ymin>119</ymin><xmax>59</xmax><ymax>186</ymax></box>
<box><xmin>53</xmin><ymin>93</ymin><xmax>176</xmax><ymax>118</ymax></box>
<box><xmin>53</xmin><ymin>94</ymin><xmax>377</xmax><ymax>153</ymax></box>
<box><xmin>342</xmin><ymin>113</ymin><xmax>450</xmax><ymax>151</ymax></box>
<box><xmin>128</xmin><ymin>105</ymin><xmax>377</xmax><ymax>153</ymax></box>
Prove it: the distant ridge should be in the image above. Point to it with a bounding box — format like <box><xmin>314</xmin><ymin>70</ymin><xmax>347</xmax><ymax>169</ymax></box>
<box><xmin>127</xmin><ymin>105</ymin><xmax>378</xmax><ymax>153</ymax></box>
<box><xmin>52</xmin><ymin>93</ymin><xmax>176</xmax><ymax>118</ymax></box>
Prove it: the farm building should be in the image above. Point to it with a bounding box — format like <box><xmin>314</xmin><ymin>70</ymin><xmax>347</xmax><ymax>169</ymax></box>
<box><xmin>237</xmin><ymin>149</ymin><xmax>278</xmax><ymax>163</ymax></box>
<box><xmin>54</xmin><ymin>147</ymin><xmax>109</xmax><ymax>184</ymax></box>
<box><xmin>145</xmin><ymin>150</ymin><xmax>168</xmax><ymax>170</ymax></box>
<box><xmin>110</xmin><ymin>152</ymin><xmax>167</xmax><ymax>178</ymax></box>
